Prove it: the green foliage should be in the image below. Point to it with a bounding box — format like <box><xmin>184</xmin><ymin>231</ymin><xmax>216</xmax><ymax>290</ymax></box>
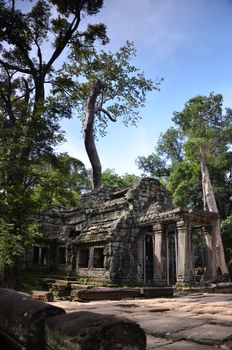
<box><xmin>0</xmin><ymin>220</ymin><xmax>40</xmax><ymax>272</ymax></box>
<box><xmin>20</xmin><ymin>277</ymin><xmax>46</xmax><ymax>294</ymax></box>
<box><xmin>53</xmin><ymin>41</ymin><xmax>159</xmax><ymax>137</ymax></box>
<box><xmin>0</xmin><ymin>221</ymin><xmax>22</xmax><ymax>269</ymax></box>
<box><xmin>0</xmin><ymin>0</ymin><xmax>107</xmax><ymax>280</ymax></box>
<box><xmin>221</xmin><ymin>214</ymin><xmax>232</xmax><ymax>263</ymax></box>
<box><xmin>136</xmin><ymin>93</ymin><xmax>232</xmax><ymax>214</ymax></box>
<box><xmin>32</xmin><ymin>153</ymin><xmax>91</xmax><ymax>209</ymax></box>
<box><xmin>102</xmin><ymin>169</ymin><xmax>140</xmax><ymax>188</ymax></box>
<box><xmin>156</xmin><ymin>127</ymin><xmax>184</xmax><ymax>163</ymax></box>
<box><xmin>166</xmin><ymin>161</ymin><xmax>202</xmax><ymax>208</ymax></box>
<box><xmin>136</xmin><ymin>153</ymin><xmax>169</xmax><ymax>179</ymax></box>
<box><xmin>192</xmin><ymin>229</ymin><xmax>205</xmax><ymax>268</ymax></box>
<box><xmin>172</xmin><ymin>92</ymin><xmax>232</xmax><ymax>216</ymax></box>
<box><xmin>136</xmin><ymin>127</ymin><xmax>184</xmax><ymax>180</ymax></box>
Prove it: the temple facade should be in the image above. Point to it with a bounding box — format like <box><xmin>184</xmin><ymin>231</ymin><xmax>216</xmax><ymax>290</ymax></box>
<box><xmin>27</xmin><ymin>178</ymin><xmax>218</xmax><ymax>285</ymax></box>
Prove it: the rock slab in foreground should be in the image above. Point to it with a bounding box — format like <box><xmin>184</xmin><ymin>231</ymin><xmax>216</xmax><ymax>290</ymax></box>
<box><xmin>0</xmin><ymin>288</ymin><xmax>65</xmax><ymax>350</ymax></box>
<box><xmin>46</xmin><ymin>311</ymin><xmax>146</xmax><ymax>350</ymax></box>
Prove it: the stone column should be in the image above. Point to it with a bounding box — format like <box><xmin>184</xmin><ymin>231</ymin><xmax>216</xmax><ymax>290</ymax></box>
<box><xmin>153</xmin><ymin>223</ymin><xmax>164</xmax><ymax>285</ymax></box>
<box><xmin>176</xmin><ymin>220</ymin><xmax>193</xmax><ymax>283</ymax></box>
<box><xmin>203</xmin><ymin>226</ymin><xmax>217</xmax><ymax>280</ymax></box>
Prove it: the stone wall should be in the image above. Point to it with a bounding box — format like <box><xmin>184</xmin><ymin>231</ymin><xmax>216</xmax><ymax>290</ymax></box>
<box><xmin>25</xmin><ymin>178</ymin><xmax>219</xmax><ymax>286</ymax></box>
<box><xmin>26</xmin><ymin>178</ymin><xmax>174</xmax><ymax>284</ymax></box>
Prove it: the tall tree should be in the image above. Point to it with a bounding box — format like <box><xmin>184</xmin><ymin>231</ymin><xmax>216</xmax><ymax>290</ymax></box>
<box><xmin>0</xmin><ymin>0</ymin><xmax>107</xmax><ymax>285</ymax></box>
<box><xmin>51</xmin><ymin>41</ymin><xmax>160</xmax><ymax>188</ymax></box>
<box><xmin>173</xmin><ymin>93</ymin><xmax>232</xmax><ymax>274</ymax></box>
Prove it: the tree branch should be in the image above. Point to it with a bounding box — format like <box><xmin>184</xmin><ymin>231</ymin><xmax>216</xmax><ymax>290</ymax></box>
<box><xmin>96</xmin><ymin>107</ymin><xmax>116</xmax><ymax>122</ymax></box>
<box><xmin>34</xmin><ymin>37</ymin><xmax>43</xmax><ymax>73</ymax></box>
<box><xmin>44</xmin><ymin>14</ymin><xmax>81</xmax><ymax>77</ymax></box>
<box><xmin>0</xmin><ymin>59</ymin><xmax>31</xmax><ymax>74</ymax></box>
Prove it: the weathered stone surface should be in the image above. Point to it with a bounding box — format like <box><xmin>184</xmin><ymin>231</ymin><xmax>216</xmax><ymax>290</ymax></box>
<box><xmin>0</xmin><ymin>288</ymin><xmax>65</xmax><ymax>350</ymax></box>
<box><xmin>49</xmin><ymin>293</ymin><xmax>232</xmax><ymax>349</ymax></box>
<box><xmin>171</xmin><ymin>324</ymin><xmax>232</xmax><ymax>345</ymax></box>
<box><xmin>46</xmin><ymin>311</ymin><xmax>146</xmax><ymax>350</ymax></box>
<box><xmin>153</xmin><ymin>340</ymin><xmax>217</xmax><ymax>349</ymax></box>
<box><xmin>146</xmin><ymin>335</ymin><xmax>172</xmax><ymax>349</ymax></box>
<box><xmin>131</xmin><ymin>315</ymin><xmax>206</xmax><ymax>337</ymax></box>
<box><xmin>27</xmin><ymin>178</ymin><xmax>220</xmax><ymax>285</ymax></box>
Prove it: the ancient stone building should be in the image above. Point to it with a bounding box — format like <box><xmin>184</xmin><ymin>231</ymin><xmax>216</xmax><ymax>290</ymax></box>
<box><xmin>27</xmin><ymin>178</ymin><xmax>218</xmax><ymax>285</ymax></box>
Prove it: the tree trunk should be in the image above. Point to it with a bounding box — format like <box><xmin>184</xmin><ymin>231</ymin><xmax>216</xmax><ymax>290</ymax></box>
<box><xmin>84</xmin><ymin>80</ymin><xmax>104</xmax><ymax>189</ymax></box>
<box><xmin>199</xmin><ymin>148</ymin><xmax>228</xmax><ymax>275</ymax></box>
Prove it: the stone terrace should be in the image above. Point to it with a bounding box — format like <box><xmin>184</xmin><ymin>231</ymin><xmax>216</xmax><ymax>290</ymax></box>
<box><xmin>49</xmin><ymin>293</ymin><xmax>232</xmax><ymax>349</ymax></box>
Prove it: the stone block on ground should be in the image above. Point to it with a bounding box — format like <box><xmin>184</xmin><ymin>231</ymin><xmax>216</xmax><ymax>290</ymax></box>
<box><xmin>46</xmin><ymin>311</ymin><xmax>146</xmax><ymax>350</ymax></box>
<box><xmin>73</xmin><ymin>287</ymin><xmax>141</xmax><ymax>301</ymax></box>
<box><xmin>141</xmin><ymin>287</ymin><xmax>173</xmax><ymax>298</ymax></box>
<box><xmin>71</xmin><ymin>286</ymin><xmax>173</xmax><ymax>301</ymax></box>
<box><xmin>32</xmin><ymin>290</ymin><xmax>53</xmax><ymax>302</ymax></box>
<box><xmin>0</xmin><ymin>288</ymin><xmax>65</xmax><ymax>350</ymax></box>
<box><xmin>49</xmin><ymin>280</ymin><xmax>71</xmax><ymax>299</ymax></box>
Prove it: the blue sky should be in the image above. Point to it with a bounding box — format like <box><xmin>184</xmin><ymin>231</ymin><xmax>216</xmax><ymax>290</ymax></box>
<box><xmin>58</xmin><ymin>0</ymin><xmax>232</xmax><ymax>175</ymax></box>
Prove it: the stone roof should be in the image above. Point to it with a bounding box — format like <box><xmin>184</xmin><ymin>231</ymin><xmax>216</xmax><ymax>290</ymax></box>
<box><xmin>35</xmin><ymin>178</ymin><xmax>219</xmax><ymax>243</ymax></box>
<box><xmin>139</xmin><ymin>206</ymin><xmax>219</xmax><ymax>226</ymax></box>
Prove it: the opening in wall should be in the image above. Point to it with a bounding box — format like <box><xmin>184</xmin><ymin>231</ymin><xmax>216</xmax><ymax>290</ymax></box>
<box><xmin>33</xmin><ymin>246</ymin><xmax>39</xmax><ymax>264</ymax></box>
<box><xmin>144</xmin><ymin>235</ymin><xmax>153</xmax><ymax>283</ymax></box>
<box><xmin>78</xmin><ymin>248</ymin><xmax>89</xmax><ymax>268</ymax></box>
<box><xmin>58</xmin><ymin>247</ymin><xmax>66</xmax><ymax>264</ymax></box>
<box><xmin>93</xmin><ymin>247</ymin><xmax>104</xmax><ymax>268</ymax></box>
<box><xmin>40</xmin><ymin>247</ymin><xmax>49</xmax><ymax>264</ymax></box>
<box><xmin>32</xmin><ymin>246</ymin><xmax>49</xmax><ymax>265</ymax></box>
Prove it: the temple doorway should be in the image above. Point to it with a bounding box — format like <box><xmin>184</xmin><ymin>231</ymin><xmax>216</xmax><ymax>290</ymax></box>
<box><xmin>144</xmin><ymin>235</ymin><xmax>154</xmax><ymax>283</ymax></box>
<box><xmin>166</xmin><ymin>227</ymin><xmax>177</xmax><ymax>285</ymax></box>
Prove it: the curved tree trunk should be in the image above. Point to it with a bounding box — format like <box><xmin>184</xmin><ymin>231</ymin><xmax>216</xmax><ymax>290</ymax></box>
<box><xmin>84</xmin><ymin>80</ymin><xmax>104</xmax><ymax>189</ymax></box>
<box><xmin>200</xmin><ymin>148</ymin><xmax>228</xmax><ymax>275</ymax></box>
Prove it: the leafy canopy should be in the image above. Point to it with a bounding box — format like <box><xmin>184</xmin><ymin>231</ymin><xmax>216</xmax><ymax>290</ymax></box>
<box><xmin>52</xmin><ymin>40</ymin><xmax>160</xmax><ymax>137</ymax></box>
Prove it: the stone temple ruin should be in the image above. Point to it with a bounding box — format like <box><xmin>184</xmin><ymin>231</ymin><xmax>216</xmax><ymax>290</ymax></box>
<box><xmin>26</xmin><ymin>178</ymin><xmax>219</xmax><ymax>285</ymax></box>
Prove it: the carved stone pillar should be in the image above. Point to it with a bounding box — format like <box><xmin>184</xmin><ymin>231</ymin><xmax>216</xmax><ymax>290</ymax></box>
<box><xmin>203</xmin><ymin>226</ymin><xmax>217</xmax><ymax>280</ymax></box>
<box><xmin>176</xmin><ymin>220</ymin><xmax>193</xmax><ymax>283</ymax></box>
<box><xmin>153</xmin><ymin>223</ymin><xmax>165</xmax><ymax>285</ymax></box>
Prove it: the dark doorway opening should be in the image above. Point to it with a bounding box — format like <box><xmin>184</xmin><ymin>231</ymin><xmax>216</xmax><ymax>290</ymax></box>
<box><xmin>78</xmin><ymin>248</ymin><xmax>89</xmax><ymax>268</ymax></box>
<box><xmin>167</xmin><ymin>230</ymin><xmax>177</xmax><ymax>285</ymax></box>
<box><xmin>93</xmin><ymin>247</ymin><xmax>104</xmax><ymax>268</ymax></box>
<box><xmin>58</xmin><ymin>247</ymin><xmax>66</xmax><ymax>265</ymax></box>
<box><xmin>192</xmin><ymin>228</ymin><xmax>205</xmax><ymax>281</ymax></box>
<box><xmin>145</xmin><ymin>235</ymin><xmax>154</xmax><ymax>283</ymax></box>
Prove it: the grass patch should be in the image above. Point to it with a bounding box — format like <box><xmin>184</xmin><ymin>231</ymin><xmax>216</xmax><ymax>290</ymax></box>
<box><xmin>19</xmin><ymin>276</ymin><xmax>47</xmax><ymax>294</ymax></box>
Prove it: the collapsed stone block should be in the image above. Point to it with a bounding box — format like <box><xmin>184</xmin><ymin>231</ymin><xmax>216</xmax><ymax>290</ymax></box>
<box><xmin>0</xmin><ymin>288</ymin><xmax>65</xmax><ymax>350</ymax></box>
<box><xmin>32</xmin><ymin>290</ymin><xmax>54</xmax><ymax>302</ymax></box>
<box><xmin>46</xmin><ymin>311</ymin><xmax>146</xmax><ymax>350</ymax></box>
